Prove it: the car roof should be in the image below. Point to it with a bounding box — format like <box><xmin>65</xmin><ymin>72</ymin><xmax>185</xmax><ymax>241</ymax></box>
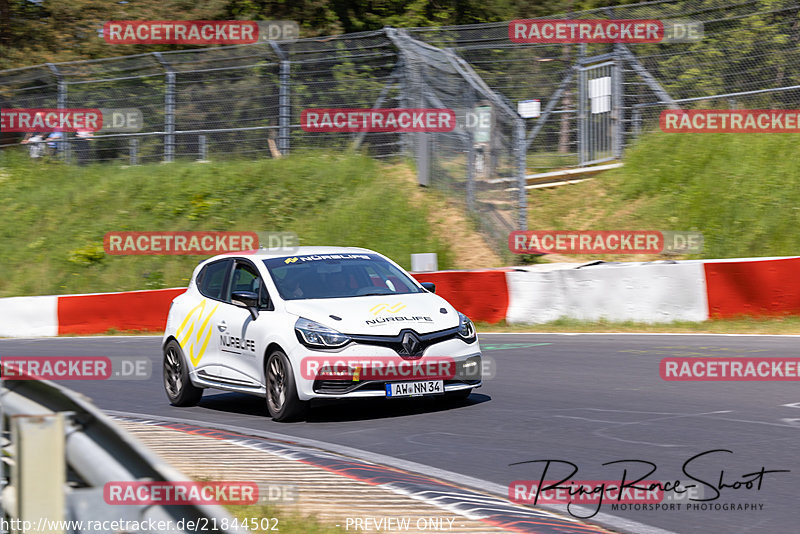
<box><xmin>211</xmin><ymin>245</ymin><xmax>379</xmax><ymax>262</ymax></box>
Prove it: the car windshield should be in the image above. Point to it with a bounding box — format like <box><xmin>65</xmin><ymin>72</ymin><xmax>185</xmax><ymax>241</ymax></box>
<box><xmin>264</xmin><ymin>253</ymin><xmax>424</xmax><ymax>300</ymax></box>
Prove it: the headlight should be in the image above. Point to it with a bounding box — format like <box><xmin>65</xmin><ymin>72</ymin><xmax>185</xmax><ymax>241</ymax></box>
<box><xmin>457</xmin><ymin>312</ymin><xmax>477</xmax><ymax>342</ymax></box>
<box><xmin>294</xmin><ymin>317</ymin><xmax>351</xmax><ymax>348</ymax></box>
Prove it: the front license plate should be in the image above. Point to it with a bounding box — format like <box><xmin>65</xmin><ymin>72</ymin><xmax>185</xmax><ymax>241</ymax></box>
<box><xmin>385</xmin><ymin>380</ymin><xmax>444</xmax><ymax>398</ymax></box>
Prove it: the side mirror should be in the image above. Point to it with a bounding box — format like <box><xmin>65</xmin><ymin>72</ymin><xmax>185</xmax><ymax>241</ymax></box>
<box><xmin>232</xmin><ymin>290</ymin><xmax>259</xmax><ymax>320</ymax></box>
<box><xmin>420</xmin><ymin>282</ymin><xmax>436</xmax><ymax>293</ymax></box>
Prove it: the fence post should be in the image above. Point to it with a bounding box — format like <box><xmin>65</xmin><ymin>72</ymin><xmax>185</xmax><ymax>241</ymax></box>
<box><xmin>606</xmin><ymin>3</ymin><xmax>621</xmax><ymax>158</ymax></box>
<box><xmin>129</xmin><ymin>138</ymin><xmax>138</xmax><ymax>165</ymax></box>
<box><xmin>613</xmin><ymin>44</ymin><xmax>624</xmax><ymax>159</ymax></box>
<box><xmin>46</xmin><ymin>63</ymin><xmax>68</xmax><ymax>160</ymax></box>
<box><xmin>525</xmin><ymin>68</ymin><xmax>574</xmax><ymax>151</ymax></box>
<box><xmin>165</xmin><ymin>71</ymin><xmax>175</xmax><ymax>162</ymax></box>
<box><xmin>403</xmin><ymin>34</ymin><xmax>430</xmax><ymax>186</ymax></box>
<box><xmin>154</xmin><ymin>53</ymin><xmax>175</xmax><ymax>162</ymax></box>
<box><xmin>578</xmin><ymin>65</ymin><xmax>586</xmax><ymax>166</ymax></box>
<box><xmin>198</xmin><ymin>135</ymin><xmax>207</xmax><ymax>161</ymax></box>
<box><xmin>270</xmin><ymin>42</ymin><xmax>290</xmax><ymax>156</ymax></box>
<box><xmin>393</xmin><ymin>51</ymin><xmax>414</xmax><ymax>158</ymax></box>
<box><xmin>515</xmin><ymin>118</ymin><xmax>527</xmax><ymax>231</ymax></box>
<box><xmin>632</xmin><ymin>105</ymin><xmax>642</xmax><ymax>137</ymax></box>
<box><xmin>417</xmin><ymin>133</ymin><xmax>430</xmax><ymax>186</ymax></box>
<box><xmin>279</xmin><ymin>60</ymin><xmax>290</xmax><ymax>155</ymax></box>
<box><xmin>466</xmin><ymin>136</ymin><xmax>475</xmax><ymax>210</ymax></box>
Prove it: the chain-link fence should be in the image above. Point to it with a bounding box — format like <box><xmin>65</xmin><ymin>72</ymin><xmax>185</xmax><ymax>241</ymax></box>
<box><xmin>0</xmin><ymin>32</ymin><xmax>404</xmax><ymax>163</ymax></box>
<box><xmin>3</xmin><ymin>0</ymin><xmax>800</xmax><ymax>251</ymax></box>
<box><xmin>387</xmin><ymin>28</ymin><xmax>527</xmax><ymax>242</ymax></box>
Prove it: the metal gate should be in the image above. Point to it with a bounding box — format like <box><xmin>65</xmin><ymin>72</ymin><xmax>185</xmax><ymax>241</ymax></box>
<box><xmin>578</xmin><ymin>57</ymin><xmax>622</xmax><ymax>166</ymax></box>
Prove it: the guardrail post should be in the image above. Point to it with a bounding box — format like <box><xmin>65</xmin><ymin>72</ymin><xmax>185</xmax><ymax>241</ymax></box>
<box><xmin>11</xmin><ymin>414</ymin><xmax>66</xmax><ymax>534</ymax></box>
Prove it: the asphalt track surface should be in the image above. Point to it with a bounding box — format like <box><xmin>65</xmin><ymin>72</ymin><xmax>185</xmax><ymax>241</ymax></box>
<box><xmin>2</xmin><ymin>333</ymin><xmax>798</xmax><ymax>534</ymax></box>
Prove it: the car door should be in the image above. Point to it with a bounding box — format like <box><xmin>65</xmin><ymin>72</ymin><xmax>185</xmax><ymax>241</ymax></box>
<box><xmin>212</xmin><ymin>259</ymin><xmax>272</xmax><ymax>388</ymax></box>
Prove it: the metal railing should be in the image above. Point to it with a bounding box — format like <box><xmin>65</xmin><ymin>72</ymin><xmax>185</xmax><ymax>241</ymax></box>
<box><xmin>0</xmin><ymin>377</ymin><xmax>240</xmax><ymax>533</ymax></box>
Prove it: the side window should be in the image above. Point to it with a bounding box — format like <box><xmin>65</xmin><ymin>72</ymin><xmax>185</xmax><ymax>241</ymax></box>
<box><xmin>230</xmin><ymin>262</ymin><xmax>272</xmax><ymax>310</ymax></box>
<box><xmin>197</xmin><ymin>260</ymin><xmax>231</xmax><ymax>301</ymax></box>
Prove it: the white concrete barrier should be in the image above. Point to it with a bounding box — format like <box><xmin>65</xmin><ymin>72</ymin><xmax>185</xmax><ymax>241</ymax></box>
<box><xmin>0</xmin><ymin>295</ymin><xmax>59</xmax><ymax>337</ymax></box>
<box><xmin>506</xmin><ymin>262</ymin><xmax>709</xmax><ymax>324</ymax></box>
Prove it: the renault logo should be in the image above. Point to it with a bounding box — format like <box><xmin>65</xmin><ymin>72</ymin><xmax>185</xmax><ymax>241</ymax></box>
<box><xmin>400</xmin><ymin>331</ymin><xmax>421</xmax><ymax>357</ymax></box>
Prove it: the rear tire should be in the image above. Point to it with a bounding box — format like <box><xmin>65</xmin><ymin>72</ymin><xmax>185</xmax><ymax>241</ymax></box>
<box><xmin>163</xmin><ymin>339</ymin><xmax>203</xmax><ymax>406</ymax></box>
<box><xmin>265</xmin><ymin>349</ymin><xmax>307</xmax><ymax>422</ymax></box>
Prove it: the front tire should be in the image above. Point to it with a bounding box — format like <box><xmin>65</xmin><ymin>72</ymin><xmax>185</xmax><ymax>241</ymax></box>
<box><xmin>163</xmin><ymin>339</ymin><xmax>203</xmax><ymax>406</ymax></box>
<box><xmin>265</xmin><ymin>349</ymin><xmax>307</xmax><ymax>422</ymax></box>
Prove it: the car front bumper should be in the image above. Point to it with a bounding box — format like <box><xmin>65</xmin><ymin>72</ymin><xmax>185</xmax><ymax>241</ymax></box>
<box><xmin>287</xmin><ymin>337</ymin><xmax>482</xmax><ymax>400</ymax></box>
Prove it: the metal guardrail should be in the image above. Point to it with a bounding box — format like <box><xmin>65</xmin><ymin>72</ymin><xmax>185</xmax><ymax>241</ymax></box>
<box><xmin>0</xmin><ymin>377</ymin><xmax>240</xmax><ymax>533</ymax></box>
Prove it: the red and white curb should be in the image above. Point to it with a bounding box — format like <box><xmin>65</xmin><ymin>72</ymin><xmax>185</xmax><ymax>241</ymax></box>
<box><xmin>1</xmin><ymin>256</ymin><xmax>799</xmax><ymax>337</ymax></box>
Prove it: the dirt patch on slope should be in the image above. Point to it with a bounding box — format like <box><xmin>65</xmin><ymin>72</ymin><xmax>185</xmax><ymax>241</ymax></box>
<box><xmin>386</xmin><ymin>163</ymin><xmax>503</xmax><ymax>269</ymax></box>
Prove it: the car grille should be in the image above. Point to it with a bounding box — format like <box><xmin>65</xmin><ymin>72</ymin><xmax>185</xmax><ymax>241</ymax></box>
<box><xmin>312</xmin><ymin>353</ymin><xmax>482</xmax><ymax>394</ymax></box>
<box><xmin>348</xmin><ymin>326</ymin><xmax>460</xmax><ymax>357</ymax></box>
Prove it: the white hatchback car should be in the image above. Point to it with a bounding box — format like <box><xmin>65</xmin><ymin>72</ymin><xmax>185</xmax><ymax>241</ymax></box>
<box><xmin>162</xmin><ymin>247</ymin><xmax>482</xmax><ymax>421</ymax></box>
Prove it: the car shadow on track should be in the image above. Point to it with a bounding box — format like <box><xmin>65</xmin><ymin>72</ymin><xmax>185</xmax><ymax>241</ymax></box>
<box><xmin>197</xmin><ymin>392</ymin><xmax>491</xmax><ymax>422</ymax></box>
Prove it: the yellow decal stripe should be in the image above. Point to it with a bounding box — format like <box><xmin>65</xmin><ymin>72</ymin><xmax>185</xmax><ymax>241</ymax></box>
<box><xmin>191</xmin><ymin>303</ymin><xmax>219</xmax><ymax>366</ymax></box>
<box><xmin>176</xmin><ymin>300</ymin><xmax>205</xmax><ymax>345</ymax></box>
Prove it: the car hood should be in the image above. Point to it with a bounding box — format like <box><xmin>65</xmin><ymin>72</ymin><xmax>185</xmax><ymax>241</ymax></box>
<box><xmin>283</xmin><ymin>292</ymin><xmax>460</xmax><ymax>335</ymax></box>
